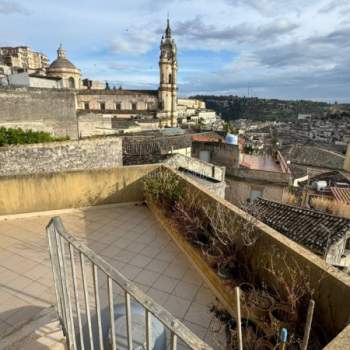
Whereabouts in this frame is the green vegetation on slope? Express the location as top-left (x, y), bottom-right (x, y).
top-left (0, 127), bottom-right (69, 146)
top-left (190, 95), bottom-right (330, 121)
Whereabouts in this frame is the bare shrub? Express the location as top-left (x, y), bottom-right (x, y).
top-left (283, 191), bottom-right (297, 205)
top-left (311, 196), bottom-right (350, 218)
top-left (263, 247), bottom-right (315, 316)
top-left (143, 167), bottom-right (184, 208)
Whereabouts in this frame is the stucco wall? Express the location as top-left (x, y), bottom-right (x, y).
top-left (0, 164), bottom-right (158, 215)
top-left (231, 167), bottom-right (291, 184)
top-left (164, 153), bottom-right (226, 198)
top-left (192, 141), bottom-right (240, 173)
top-left (225, 177), bottom-right (287, 205)
top-left (0, 137), bottom-right (122, 176)
top-left (78, 113), bottom-right (115, 137)
top-left (0, 86), bottom-right (78, 139)
top-left (164, 153), bottom-right (225, 182)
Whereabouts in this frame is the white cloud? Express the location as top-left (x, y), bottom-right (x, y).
top-left (0, 0), bottom-right (28, 14)
top-left (0, 0), bottom-right (348, 100)
top-left (109, 25), bottom-right (158, 55)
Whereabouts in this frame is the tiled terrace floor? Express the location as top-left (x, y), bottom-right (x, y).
top-left (0, 204), bottom-right (225, 348)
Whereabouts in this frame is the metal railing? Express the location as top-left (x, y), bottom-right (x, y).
top-left (47, 216), bottom-right (212, 350)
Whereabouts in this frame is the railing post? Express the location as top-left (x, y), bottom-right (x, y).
top-left (69, 243), bottom-right (85, 350)
top-left (80, 253), bottom-right (95, 350)
top-left (93, 264), bottom-right (104, 350)
top-left (52, 227), bottom-right (68, 339)
top-left (59, 236), bottom-right (77, 350)
top-left (171, 332), bottom-right (177, 350)
top-left (145, 310), bottom-right (152, 350)
top-left (108, 277), bottom-right (116, 350)
top-left (47, 225), bottom-right (64, 326)
top-left (125, 292), bottom-right (133, 350)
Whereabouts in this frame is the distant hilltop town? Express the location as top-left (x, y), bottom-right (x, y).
top-left (0, 20), bottom-right (222, 136)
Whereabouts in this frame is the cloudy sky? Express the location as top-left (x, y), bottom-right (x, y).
top-left (1, 0), bottom-right (349, 101)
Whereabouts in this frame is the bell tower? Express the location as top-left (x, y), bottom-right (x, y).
top-left (159, 19), bottom-right (177, 126)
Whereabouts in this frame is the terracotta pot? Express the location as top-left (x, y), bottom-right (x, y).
top-left (217, 262), bottom-right (233, 279)
top-left (246, 293), bottom-right (274, 327)
top-left (191, 233), bottom-right (210, 248)
top-left (254, 338), bottom-right (275, 350)
top-left (201, 246), bottom-right (222, 267)
top-left (239, 282), bottom-right (255, 296)
top-left (269, 304), bottom-right (296, 332)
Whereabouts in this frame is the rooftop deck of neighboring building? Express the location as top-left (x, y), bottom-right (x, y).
top-left (0, 204), bottom-right (224, 348)
top-left (240, 154), bottom-right (282, 172)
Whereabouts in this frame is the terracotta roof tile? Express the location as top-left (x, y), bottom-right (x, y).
top-left (250, 198), bottom-right (350, 254)
top-left (330, 187), bottom-right (350, 205)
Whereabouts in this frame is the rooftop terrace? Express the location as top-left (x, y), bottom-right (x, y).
top-left (0, 164), bottom-right (349, 349)
top-left (240, 154), bottom-right (282, 173)
top-left (0, 204), bottom-right (223, 348)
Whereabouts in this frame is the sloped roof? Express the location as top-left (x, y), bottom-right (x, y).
top-left (281, 145), bottom-right (345, 170)
top-left (250, 198), bottom-right (350, 254)
top-left (309, 170), bottom-right (350, 184)
top-left (330, 187), bottom-right (350, 205)
top-left (122, 134), bottom-right (192, 165)
top-left (192, 133), bottom-right (223, 142)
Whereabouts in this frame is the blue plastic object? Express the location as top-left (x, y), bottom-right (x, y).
top-left (225, 133), bottom-right (238, 145)
top-left (280, 328), bottom-right (288, 343)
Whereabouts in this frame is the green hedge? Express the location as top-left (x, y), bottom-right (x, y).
top-left (0, 127), bottom-right (69, 146)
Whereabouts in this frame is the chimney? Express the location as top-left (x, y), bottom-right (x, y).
top-left (344, 144), bottom-right (350, 172)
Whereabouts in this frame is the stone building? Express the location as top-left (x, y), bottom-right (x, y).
top-left (191, 136), bottom-right (292, 205)
top-left (0, 46), bottom-right (48, 74)
top-left (77, 89), bottom-right (158, 116)
top-left (3, 71), bottom-right (63, 89)
top-left (47, 44), bottom-right (81, 89)
top-left (0, 20), bottom-right (218, 136)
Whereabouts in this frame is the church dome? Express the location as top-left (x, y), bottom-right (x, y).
top-left (47, 44), bottom-right (78, 72)
top-left (49, 56), bottom-right (77, 70)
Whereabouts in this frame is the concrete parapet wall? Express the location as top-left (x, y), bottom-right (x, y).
top-left (0, 86), bottom-right (78, 139)
top-left (164, 153), bottom-right (225, 182)
top-left (192, 141), bottom-right (240, 173)
top-left (230, 167), bottom-right (291, 184)
top-left (0, 164), bottom-right (158, 215)
top-left (0, 137), bottom-right (122, 176)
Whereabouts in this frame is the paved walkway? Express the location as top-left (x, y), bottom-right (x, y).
top-left (0, 204), bottom-right (225, 348)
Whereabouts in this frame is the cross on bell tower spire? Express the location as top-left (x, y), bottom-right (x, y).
top-left (165, 15), bottom-right (172, 38)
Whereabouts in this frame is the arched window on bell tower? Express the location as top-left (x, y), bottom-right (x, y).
top-left (168, 73), bottom-right (172, 84)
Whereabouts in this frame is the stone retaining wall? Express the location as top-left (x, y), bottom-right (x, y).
top-left (0, 137), bottom-right (122, 176)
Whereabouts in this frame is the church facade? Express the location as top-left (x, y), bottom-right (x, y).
top-left (77, 20), bottom-right (178, 126)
